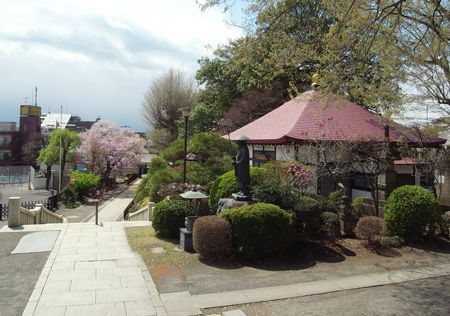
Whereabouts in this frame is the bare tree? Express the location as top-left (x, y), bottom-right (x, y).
top-left (399, 126), bottom-right (450, 199)
top-left (142, 69), bottom-right (196, 149)
top-left (348, 139), bottom-right (392, 217)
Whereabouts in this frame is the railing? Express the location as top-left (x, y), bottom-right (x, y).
top-left (7, 197), bottom-right (66, 226)
top-left (18, 207), bottom-right (37, 225)
top-left (0, 195), bottom-right (59, 221)
top-left (0, 203), bottom-right (7, 221)
top-left (126, 202), bottom-right (155, 221)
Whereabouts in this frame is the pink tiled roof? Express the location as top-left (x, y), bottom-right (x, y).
top-left (227, 90), bottom-right (446, 146)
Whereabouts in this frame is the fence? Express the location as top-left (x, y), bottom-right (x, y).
top-left (0, 166), bottom-right (30, 184)
top-left (0, 194), bottom-right (59, 221)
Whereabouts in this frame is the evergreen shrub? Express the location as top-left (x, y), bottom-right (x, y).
top-left (252, 178), bottom-right (301, 210)
top-left (193, 215), bottom-right (232, 260)
top-left (152, 200), bottom-right (193, 238)
top-left (221, 203), bottom-right (295, 259)
top-left (381, 236), bottom-right (404, 248)
top-left (384, 185), bottom-right (441, 240)
top-left (320, 211), bottom-right (341, 240)
top-left (209, 167), bottom-right (266, 211)
top-left (290, 195), bottom-right (322, 239)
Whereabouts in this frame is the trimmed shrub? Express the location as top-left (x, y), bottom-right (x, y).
top-left (381, 236), bottom-right (404, 248)
top-left (209, 167), bottom-right (266, 211)
top-left (384, 185), bottom-right (442, 240)
top-left (193, 216), bottom-right (232, 260)
top-left (355, 216), bottom-right (387, 244)
top-left (152, 200), bottom-right (194, 238)
top-left (320, 212), bottom-right (341, 241)
top-left (221, 203), bottom-right (295, 259)
top-left (252, 178), bottom-right (301, 210)
top-left (290, 195), bottom-right (322, 239)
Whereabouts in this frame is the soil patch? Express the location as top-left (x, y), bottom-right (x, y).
top-left (126, 227), bottom-right (450, 295)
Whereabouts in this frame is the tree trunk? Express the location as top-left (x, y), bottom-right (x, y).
top-left (45, 164), bottom-right (52, 191)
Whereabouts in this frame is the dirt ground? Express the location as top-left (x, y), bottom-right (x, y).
top-left (0, 232), bottom-right (49, 316)
top-left (149, 237), bottom-right (450, 295)
top-left (204, 276), bottom-right (450, 316)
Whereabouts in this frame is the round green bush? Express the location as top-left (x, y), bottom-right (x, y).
top-left (152, 200), bottom-right (194, 238)
top-left (193, 215), bottom-right (232, 260)
top-left (384, 185), bottom-right (441, 240)
top-left (209, 167), bottom-right (266, 211)
top-left (221, 203), bottom-right (295, 259)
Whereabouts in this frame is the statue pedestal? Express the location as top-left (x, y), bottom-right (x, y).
top-left (217, 198), bottom-right (253, 215)
top-left (231, 193), bottom-right (251, 201)
top-left (180, 228), bottom-right (194, 252)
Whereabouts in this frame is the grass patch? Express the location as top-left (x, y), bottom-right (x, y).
top-left (125, 226), bottom-right (197, 268)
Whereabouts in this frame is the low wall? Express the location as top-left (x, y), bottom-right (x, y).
top-left (8, 197), bottom-right (65, 227)
top-left (127, 202), bottom-right (155, 221)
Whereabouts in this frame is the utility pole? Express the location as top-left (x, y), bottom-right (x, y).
top-left (58, 105), bottom-right (63, 197)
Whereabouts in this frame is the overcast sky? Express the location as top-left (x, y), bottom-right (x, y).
top-left (0, 0), bottom-right (242, 132)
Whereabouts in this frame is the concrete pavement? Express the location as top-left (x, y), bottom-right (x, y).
top-left (0, 220), bottom-right (449, 315)
top-left (1, 221), bottom-right (165, 316)
top-left (87, 180), bottom-right (141, 223)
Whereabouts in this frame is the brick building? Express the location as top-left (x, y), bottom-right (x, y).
top-left (0, 105), bottom-right (41, 166)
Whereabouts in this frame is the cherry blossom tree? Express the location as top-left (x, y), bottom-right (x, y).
top-left (79, 121), bottom-right (146, 183)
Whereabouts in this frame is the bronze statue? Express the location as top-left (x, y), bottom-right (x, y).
top-left (232, 135), bottom-right (251, 201)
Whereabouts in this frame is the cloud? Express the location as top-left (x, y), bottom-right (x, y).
top-left (0, 0), bottom-right (242, 131)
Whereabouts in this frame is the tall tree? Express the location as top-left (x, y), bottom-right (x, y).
top-left (142, 69), bottom-right (196, 149)
top-left (37, 129), bottom-right (80, 191)
top-left (199, 0), bottom-right (449, 115)
top-left (79, 121), bottom-right (146, 184)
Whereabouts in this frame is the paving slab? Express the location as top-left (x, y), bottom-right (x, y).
top-left (160, 291), bottom-right (202, 316)
top-left (20, 221), bottom-right (163, 316)
top-left (11, 231), bottom-right (60, 254)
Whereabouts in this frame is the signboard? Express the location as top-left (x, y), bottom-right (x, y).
top-left (20, 105), bottom-right (41, 117)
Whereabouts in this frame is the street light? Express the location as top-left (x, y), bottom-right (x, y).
top-left (181, 107), bottom-right (191, 184)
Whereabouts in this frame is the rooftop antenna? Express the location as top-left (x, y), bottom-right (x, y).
top-left (22, 97), bottom-right (29, 105)
top-left (35, 86), bottom-right (38, 106)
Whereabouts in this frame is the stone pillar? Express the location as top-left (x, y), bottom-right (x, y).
top-left (148, 202), bottom-right (155, 221)
top-left (339, 195), bottom-right (353, 235)
top-left (378, 162), bottom-right (397, 202)
top-left (8, 197), bottom-right (21, 227)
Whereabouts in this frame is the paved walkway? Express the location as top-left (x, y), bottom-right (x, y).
top-left (87, 180), bottom-right (141, 223)
top-left (0, 221), bottom-right (449, 316)
top-left (1, 222), bottom-right (165, 316)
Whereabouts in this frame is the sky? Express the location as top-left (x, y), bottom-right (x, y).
top-left (0, 0), bottom-right (243, 132)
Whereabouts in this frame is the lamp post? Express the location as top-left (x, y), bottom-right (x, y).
top-left (181, 107), bottom-right (191, 184)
